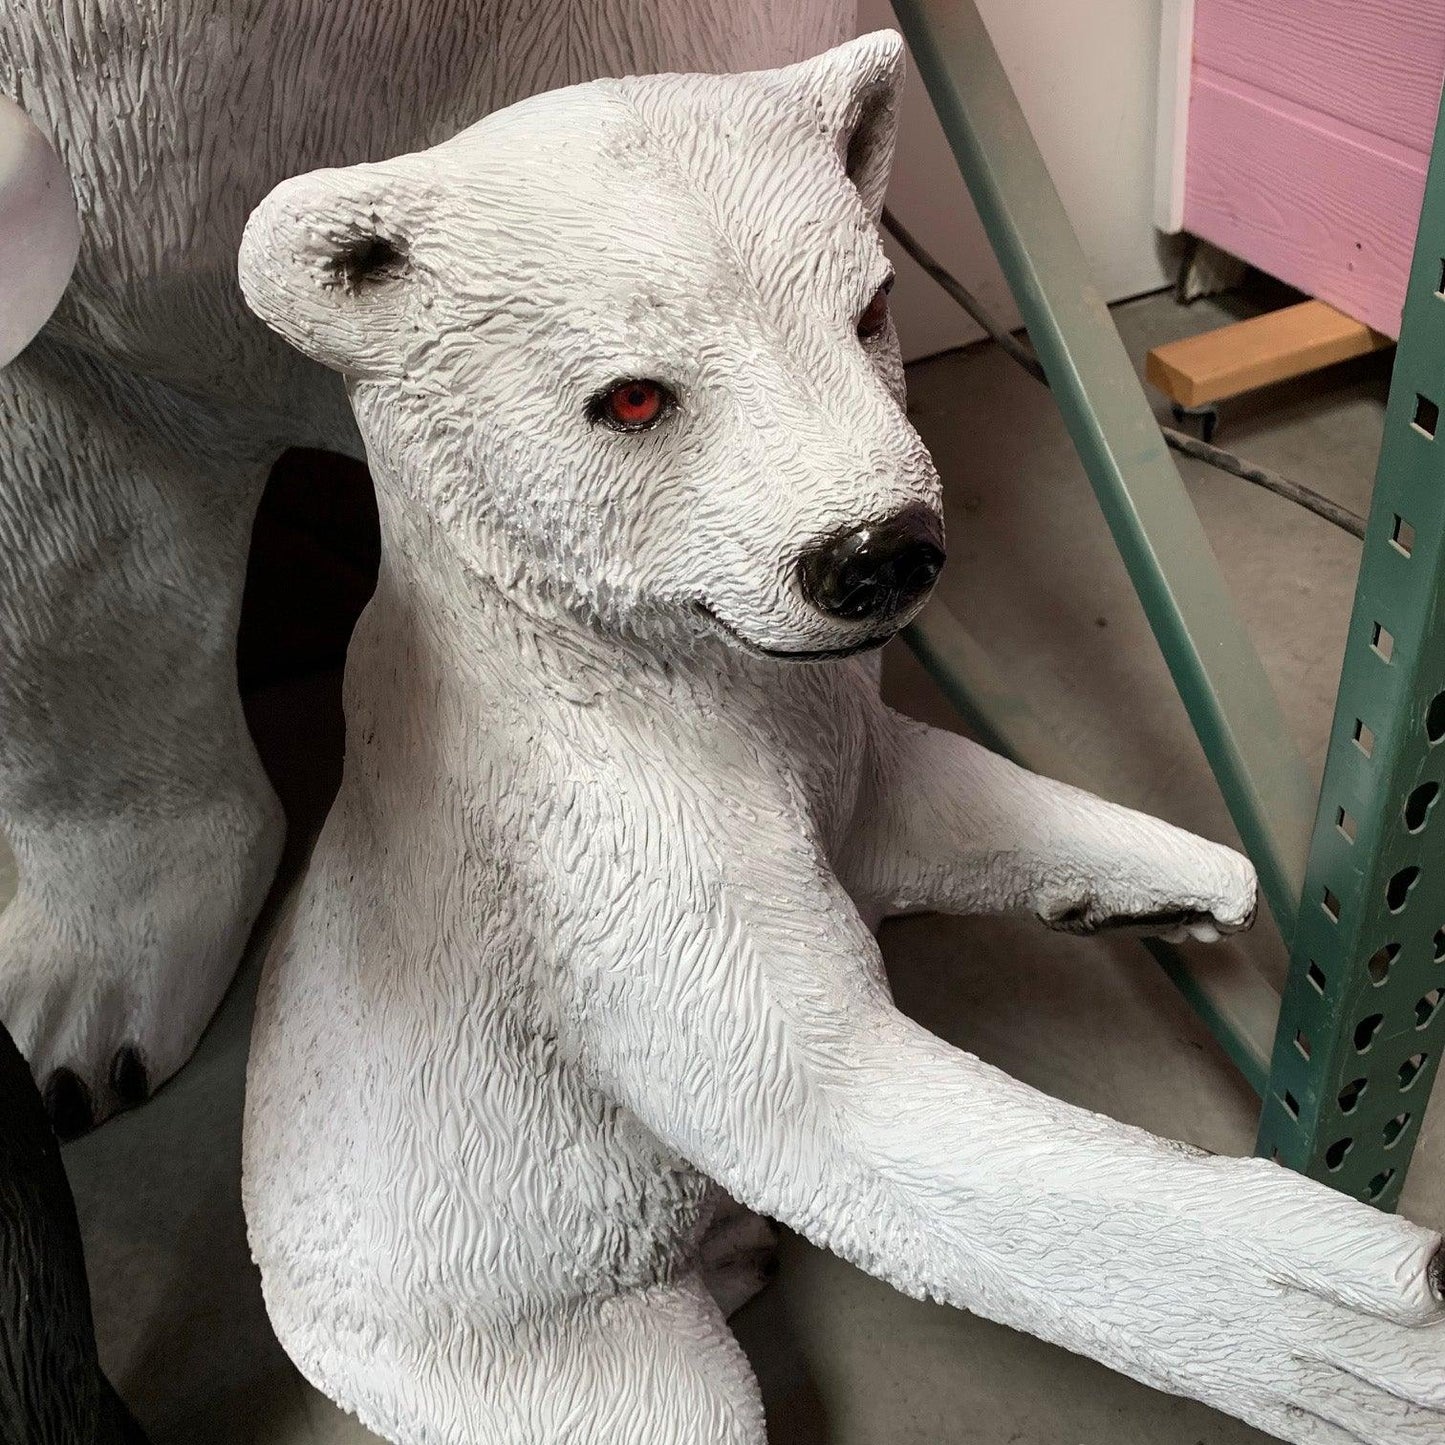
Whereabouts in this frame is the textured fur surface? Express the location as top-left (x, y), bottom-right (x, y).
top-left (0, 1), bottom-right (853, 1130)
top-left (0, 97), bottom-right (146, 1445)
top-left (239, 36), bottom-right (1445, 1445)
top-left (0, 110), bottom-right (145, 1442)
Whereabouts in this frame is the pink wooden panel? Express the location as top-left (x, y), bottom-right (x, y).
top-left (1194, 0), bottom-right (1445, 155)
top-left (1183, 74), bottom-right (1427, 337)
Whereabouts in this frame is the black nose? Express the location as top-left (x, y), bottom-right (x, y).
top-left (798, 505), bottom-right (945, 623)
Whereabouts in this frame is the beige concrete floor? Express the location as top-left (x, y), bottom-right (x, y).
top-left (14, 284), bottom-right (1440, 1442)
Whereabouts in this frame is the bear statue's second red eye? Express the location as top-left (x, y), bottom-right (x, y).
top-left (596, 379), bottom-right (671, 431)
top-left (857, 282), bottom-right (892, 340)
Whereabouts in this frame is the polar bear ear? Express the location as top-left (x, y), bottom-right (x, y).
top-left (239, 164), bottom-right (424, 379)
top-left (785, 30), bottom-right (905, 221)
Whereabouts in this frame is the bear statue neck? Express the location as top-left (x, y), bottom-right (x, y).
top-left (347, 477), bottom-right (831, 766)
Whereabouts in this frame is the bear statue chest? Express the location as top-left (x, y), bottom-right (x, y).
top-left (585, 652), bottom-right (878, 855)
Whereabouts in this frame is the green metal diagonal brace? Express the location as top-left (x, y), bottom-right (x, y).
top-left (1255, 84), bottom-right (1445, 1210)
top-left (889, 0), bottom-right (1316, 940)
top-left (888, 0), bottom-right (1314, 1094)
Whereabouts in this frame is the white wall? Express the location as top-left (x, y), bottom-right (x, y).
top-left (864, 0), bottom-right (1180, 361)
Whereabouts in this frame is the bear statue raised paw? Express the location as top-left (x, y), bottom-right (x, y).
top-left (237, 33), bottom-right (1445, 1445)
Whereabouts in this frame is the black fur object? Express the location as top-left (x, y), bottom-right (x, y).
top-left (0, 1022), bottom-right (148, 1444)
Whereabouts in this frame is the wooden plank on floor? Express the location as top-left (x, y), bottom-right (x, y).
top-left (1145, 298), bottom-right (1393, 408)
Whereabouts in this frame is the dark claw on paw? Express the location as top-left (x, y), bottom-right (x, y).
top-left (1100, 908), bottom-right (1195, 933)
top-left (44, 1067), bottom-right (94, 1141)
top-left (110, 1045), bottom-right (150, 1108)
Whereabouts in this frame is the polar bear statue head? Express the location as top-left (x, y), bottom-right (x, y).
top-left (239, 31), bottom-right (944, 662)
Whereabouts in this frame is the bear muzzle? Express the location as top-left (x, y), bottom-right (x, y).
top-left (797, 503), bottom-right (945, 625)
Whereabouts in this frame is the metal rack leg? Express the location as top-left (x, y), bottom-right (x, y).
top-left (1256, 90), bottom-right (1445, 1210)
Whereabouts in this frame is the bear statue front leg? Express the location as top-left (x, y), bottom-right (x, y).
top-left (555, 760), bottom-right (1444, 1445)
top-left (0, 338), bottom-right (285, 1133)
top-left (841, 709), bottom-right (1258, 940)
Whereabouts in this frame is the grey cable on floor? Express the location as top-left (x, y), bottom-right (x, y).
top-left (1155, 427), bottom-right (1365, 539)
top-left (881, 207), bottom-right (1368, 542)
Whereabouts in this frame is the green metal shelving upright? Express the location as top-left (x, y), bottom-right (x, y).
top-left (891, 0), bottom-right (1445, 1207)
top-left (1257, 136), bottom-right (1445, 1207)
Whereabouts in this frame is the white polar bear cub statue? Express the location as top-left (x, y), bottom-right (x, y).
top-left (238, 33), bottom-right (1445, 1445)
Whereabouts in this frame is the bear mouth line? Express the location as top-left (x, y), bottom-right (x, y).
top-left (693, 603), bottom-right (898, 662)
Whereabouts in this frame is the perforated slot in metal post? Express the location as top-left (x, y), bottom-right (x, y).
top-left (1387, 866), bottom-right (1421, 912)
top-left (1417, 988), bottom-right (1442, 1027)
top-left (1400, 1053), bottom-right (1429, 1090)
top-left (1414, 394), bottom-right (1440, 438)
top-left (1393, 515), bottom-right (1416, 556)
top-left (1308, 961), bottom-right (1327, 993)
top-left (1372, 623), bottom-right (1396, 662)
top-left (1367, 943), bottom-right (1400, 984)
top-left (1337, 806), bottom-right (1359, 841)
top-left (1405, 780), bottom-right (1440, 831)
top-left (1323, 887), bottom-right (1342, 921)
top-left (1354, 720), bottom-right (1376, 755)
top-left (1430, 694), bottom-right (1445, 744)
top-left (1355, 1013), bottom-right (1385, 1051)
top-left (1325, 1137), bottom-right (1354, 1171)
top-left (1338, 1078), bottom-right (1368, 1112)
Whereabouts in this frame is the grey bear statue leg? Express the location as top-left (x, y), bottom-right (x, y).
top-left (0, 338), bottom-right (285, 1134)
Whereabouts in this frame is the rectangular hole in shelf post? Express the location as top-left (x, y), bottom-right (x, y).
top-left (1337, 806), bottom-right (1358, 841)
top-left (1414, 394), bottom-right (1440, 438)
top-left (1283, 1091), bottom-right (1301, 1120)
top-left (1323, 887), bottom-right (1342, 921)
top-left (1393, 515), bottom-right (1416, 557)
top-left (1372, 624), bottom-right (1395, 663)
top-left (1438, 258), bottom-right (1445, 297)
top-left (1294, 1029), bottom-right (1312, 1060)
top-left (1308, 961), bottom-right (1327, 993)
top-left (1354, 719), bottom-right (1376, 756)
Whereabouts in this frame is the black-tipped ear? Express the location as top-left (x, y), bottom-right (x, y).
top-left (238, 162), bottom-right (425, 378)
top-left (787, 30), bottom-right (905, 220)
